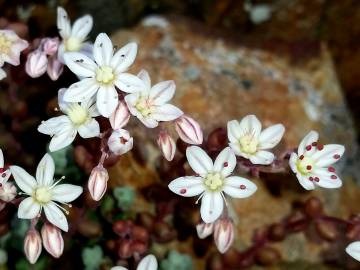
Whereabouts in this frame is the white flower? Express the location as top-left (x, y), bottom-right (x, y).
top-left (0, 149), bottom-right (11, 184)
top-left (38, 88), bottom-right (100, 152)
top-left (125, 70), bottom-right (183, 128)
top-left (289, 130), bottom-right (345, 190)
top-left (63, 33), bottom-right (139, 117)
top-left (227, 115), bottom-right (285, 165)
top-left (57, 7), bottom-right (93, 62)
top-left (0, 29), bottom-right (28, 67)
top-left (346, 241), bottom-right (360, 261)
top-left (168, 146), bottom-right (257, 223)
top-left (10, 153), bottom-right (83, 231)
top-left (111, 254), bottom-right (158, 270)
top-left (107, 129), bottom-right (133, 155)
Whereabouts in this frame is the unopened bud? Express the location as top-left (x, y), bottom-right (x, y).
top-left (175, 115), bottom-right (203, 145)
top-left (108, 129), bottom-right (133, 155)
top-left (0, 182), bottom-right (16, 202)
top-left (157, 131), bottom-right (176, 161)
top-left (213, 218), bottom-right (234, 254)
top-left (42, 37), bottom-right (59, 56)
top-left (137, 254), bottom-right (158, 270)
top-left (24, 229), bottom-right (42, 264)
top-left (25, 51), bottom-right (48, 78)
top-left (88, 166), bottom-right (109, 201)
top-left (47, 56), bottom-right (63, 81)
top-left (41, 223), bottom-right (64, 258)
top-left (196, 222), bottom-right (214, 239)
top-left (110, 101), bottom-right (130, 130)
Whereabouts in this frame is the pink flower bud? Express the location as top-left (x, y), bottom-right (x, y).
top-left (47, 56), bottom-right (63, 81)
top-left (88, 166), bottom-right (109, 201)
top-left (110, 101), bottom-right (130, 130)
top-left (0, 182), bottom-right (17, 202)
top-left (213, 218), bottom-right (235, 254)
top-left (41, 223), bottom-right (64, 258)
top-left (107, 129), bottom-right (133, 156)
top-left (42, 37), bottom-right (59, 56)
top-left (196, 222), bottom-right (214, 239)
top-left (175, 115), bottom-right (203, 145)
top-left (24, 229), bottom-right (42, 264)
top-left (25, 51), bottom-right (48, 78)
top-left (157, 131), bottom-right (176, 161)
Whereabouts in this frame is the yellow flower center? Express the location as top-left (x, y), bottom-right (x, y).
top-left (64, 37), bottom-right (82, 52)
top-left (96, 66), bottom-right (115, 84)
top-left (239, 134), bottom-right (258, 154)
top-left (204, 173), bottom-right (224, 191)
top-left (135, 97), bottom-right (154, 117)
top-left (0, 33), bottom-right (12, 54)
top-left (67, 104), bottom-right (88, 126)
top-left (33, 187), bottom-right (52, 204)
top-left (296, 156), bottom-right (315, 175)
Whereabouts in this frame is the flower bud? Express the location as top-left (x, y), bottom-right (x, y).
top-left (213, 218), bottom-right (234, 254)
top-left (157, 131), bottom-right (176, 161)
top-left (41, 223), bottom-right (64, 258)
top-left (88, 166), bottom-right (109, 201)
top-left (24, 229), bottom-right (42, 264)
top-left (137, 254), bottom-right (158, 270)
top-left (47, 56), bottom-right (63, 81)
top-left (42, 38), bottom-right (59, 56)
top-left (0, 182), bottom-right (17, 202)
top-left (25, 51), bottom-right (48, 78)
top-left (175, 115), bottom-right (203, 145)
top-left (110, 101), bottom-right (130, 130)
top-left (108, 129), bottom-right (133, 155)
top-left (196, 222), bottom-right (214, 239)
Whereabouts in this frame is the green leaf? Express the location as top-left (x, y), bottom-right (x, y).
top-left (113, 187), bottom-right (135, 210)
top-left (160, 250), bottom-right (193, 270)
top-left (82, 245), bottom-right (104, 270)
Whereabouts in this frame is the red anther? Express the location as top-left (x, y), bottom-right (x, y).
top-left (223, 162), bottom-right (228, 167)
top-left (299, 155), bottom-right (304, 160)
top-left (317, 144), bottom-right (324, 150)
top-left (328, 167), bottom-right (335, 172)
top-left (1, 173), bottom-right (5, 178)
top-left (333, 154), bottom-right (340, 159)
top-left (309, 177), bottom-right (314, 181)
top-left (0, 168), bottom-right (4, 173)
top-left (306, 165), bottom-right (312, 170)
top-left (312, 142), bottom-right (317, 146)
top-left (331, 175), bottom-right (337, 180)
top-left (240, 185), bottom-right (246, 190)
top-left (306, 145), bottom-right (312, 151)
top-left (314, 177), bottom-right (320, 182)
top-left (180, 189), bottom-right (187, 194)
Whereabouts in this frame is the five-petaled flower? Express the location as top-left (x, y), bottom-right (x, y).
top-left (63, 33), bottom-right (139, 117)
top-left (38, 88), bottom-right (100, 152)
top-left (57, 6), bottom-right (93, 62)
top-left (289, 130), bottom-right (345, 190)
top-left (168, 146), bottom-right (257, 223)
top-left (125, 69), bottom-right (183, 128)
top-left (227, 114), bottom-right (285, 165)
top-left (10, 153), bottom-right (83, 231)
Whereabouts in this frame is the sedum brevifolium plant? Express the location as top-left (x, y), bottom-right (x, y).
top-left (0, 5), bottom-right (356, 269)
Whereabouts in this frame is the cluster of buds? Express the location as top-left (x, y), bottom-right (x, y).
top-left (24, 223), bottom-right (64, 264)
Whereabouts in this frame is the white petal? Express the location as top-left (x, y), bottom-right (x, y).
top-left (0, 67), bottom-right (6, 80)
top-left (298, 130), bottom-right (319, 156)
top-left (249, 150), bottom-right (274, 165)
top-left (223, 176), bottom-right (257, 198)
top-left (149, 80), bottom-right (175, 105)
top-left (10, 166), bottom-right (37, 194)
top-left (228, 142), bottom-right (248, 158)
top-left (346, 241), bottom-right (360, 261)
top-left (227, 120), bottom-right (242, 143)
top-left (137, 254), bottom-right (158, 270)
top-left (38, 116), bottom-right (72, 135)
top-left (51, 184), bottom-right (83, 203)
top-left (312, 168), bottom-right (342, 189)
top-left (137, 69), bottom-right (151, 90)
top-left (151, 104), bottom-right (183, 122)
top-left (18, 197), bottom-right (41, 219)
top-left (111, 267), bottom-right (127, 270)
top-left (58, 88), bottom-right (72, 113)
top-left (0, 149), bottom-right (4, 168)
top-left (44, 202), bottom-right (69, 232)
top-left (0, 169), bottom-right (11, 183)
top-left (258, 124), bottom-right (285, 150)
top-left (139, 116), bottom-right (159, 128)
top-left (57, 7), bottom-right (71, 39)
top-left (238, 115), bottom-right (261, 138)
top-left (49, 127), bottom-right (77, 152)
top-left (79, 42), bottom-right (94, 59)
top-left (64, 52), bottom-right (97, 77)
top-left (115, 73), bottom-right (146, 93)
top-left (36, 154), bottom-right (54, 186)
top-left (96, 86), bottom-right (119, 117)
top-left (289, 152), bottom-right (298, 173)
top-left (213, 147), bottom-right (236, 177)
top-left (78, 119), bottom-right (100, 138)
top-left (168, 176), bottom-right (205, 197)
top-left (93, 33), bottom-right (113, 66)
top-left (200, 192), bottom-right (224, 223)
top-left (111, 42), bottom-right (137, 73)
top-left (64, 78), bottom-right (99, 102)
top-left (296, 173), bottom-right (315, 190)
top-left (312, 144), bottom-right (345, 167)
top-left (186, 146), bottom-right (213, 176)
top-left (71, 15), bottom-right (93, 40)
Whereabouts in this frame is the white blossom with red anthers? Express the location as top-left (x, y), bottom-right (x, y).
top-left (289, 130), bottom-right (345, 190)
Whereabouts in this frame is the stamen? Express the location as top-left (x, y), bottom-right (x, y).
top-left (223, 162), bottom-right (228, 167)
top-left (50, 176), bottom-right (66, 189)
top-left (309, 176), bottom-right (314, 181)
top-left (314, 177), bottom-right (320, 182)
top-left (311, 142), bottom-right (317, 146)
top-left (53, 201), bottom-right (70, 215)
top-left (299, 155), bottom-right (304, 160)
top-left (328, 167), bottom-right (336, 172)
top-left (220, 192), bottom-right (228, 206)
top-left (333, 154), bottom-right (340, 159)
top-left (331, 175), bottom-right (337, 180)
top-left (240, 184), bottom-right (246, 189)
top-left (306, 165), bottom-right (312, 170)
top-left (195, 193), bottom-right (205, 204)
top-left (317, 144), bottom-right (324, 150)
top-left (305, 145), bottom-right (312, 151)
top-left (180, 188), bottom-right (186, 194)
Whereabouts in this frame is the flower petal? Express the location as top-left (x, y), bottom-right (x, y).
top-left (249, 150), bottom-right (274, 165)
top-left (346, 241), bottom-right (360, 262)
top-left (289, 152), bottom-right (298, 173)
top-left (296, 173), bottom-right (315, 190)
top-left (96, 86), bottom-right (119, 117)
top-left (10, 166), bottom-right (37, 194)
top-left (93, 33), bottom-right (113, 66)
top-left (298, 130), bottom-right (319, 156)
top-left (18, 197), bottom-right (41, 219)
top-left (0, 149), bottom-right (4, 168)
top-left (115, 73), bottom-right (146, 93)
top-left (137, 254), bottom-right (158, 270)
top-left (0, 169), bottom-right (11, 183)
top-left (137, 69), bottom-right (151, 90)
top-left (78, 119), bottom-right (100, 138)
top-left (223, 176), bottom-right (257, 198)
top-left (151, 104), bottom-right (183, 122)
top-left (227, 120), bottom-right (242, 143)
top-left (312, 144), bottom-right (345, 167)
top-left (168, 176), bottom-right (205, 197)
top-left (186, 146), bottom-right (213, 176)
top-left (149, 80), bottom-right (175, 105)
top-left (111, 267), bottom-right (127, 270)
top-left (200, 192), bottom-right (224, 223)
top-left (64, 52), bottom-right (97, 77)
top-left (213, 147), bottom-right (236, 177)
top-left (58, 88), bottom-right (71, 113)
top-left (111, 42), bottom-right (137, 74)
top-left (258, 124), bottom-right (285, 150)
top-left (0, 67), bottom-right (6, 80)
top-left (238, 115), bottom-right (262, 138)
top-left (49, 127), bottom-right (77, 152)
top-left (38, 116), bottom-right (72, 135)
top-left (57, 7), bottom-right (71, 39)
top-left (36, 154), bottom-right (55, 187)
top-left (44, 202), bottom-right (69, 232)
top-left (51, 184), bottom-right (83, 203)
top-left (71, 15), bottom-right (93, 40)
top-left (63, 78), bottom-right (99, 102)
top-left (312, 168), bottom-right (342, 189)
